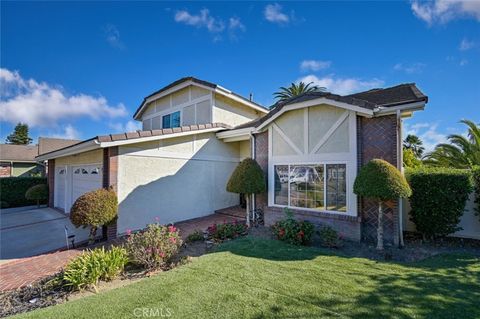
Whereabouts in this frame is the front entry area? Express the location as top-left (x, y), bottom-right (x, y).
top-left (54, 164), bottom-right (102, 213)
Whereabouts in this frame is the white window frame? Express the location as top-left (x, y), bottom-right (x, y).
top-left (161, 111), bottom-right (181, 129)
top-left (267, 109), bottom-right (358, 217)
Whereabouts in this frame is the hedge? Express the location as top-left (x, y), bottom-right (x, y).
top-left (473, 166), bottom-right (480, 222)
top-left (406, 167), bottom-right (473, 239)
top-left (0, 177), bottom-right (48, 208)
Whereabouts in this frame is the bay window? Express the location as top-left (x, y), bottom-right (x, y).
top-left (274, 163), bottom-right (347, 213)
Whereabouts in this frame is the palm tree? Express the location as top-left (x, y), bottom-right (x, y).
top-left (274, 82), bottom-right (326, 102)
top-left (424, 120), bottom-right (480, 169)
top-left (403, 134), bottom-right (425, 158)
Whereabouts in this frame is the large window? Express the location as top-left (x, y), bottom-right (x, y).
top-left (162, 111), bottom-right (181, 129)
top-left (274, 163), bottom-right (347, 213)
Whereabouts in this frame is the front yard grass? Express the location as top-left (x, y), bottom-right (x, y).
top-left (15, 237), bottom-right (480, 319)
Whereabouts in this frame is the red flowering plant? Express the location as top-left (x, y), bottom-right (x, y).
top-left (207, 219), bottom-right (248, 241)
top-left (271, 208), bottom-right (315, 245)
top-left (124, 219), bottom-right (182, 269)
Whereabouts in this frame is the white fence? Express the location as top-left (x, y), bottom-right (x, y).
top-left (402, 194), bottom-right (480, 240)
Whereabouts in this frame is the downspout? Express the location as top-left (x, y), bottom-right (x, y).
top-left (250, 133), bottom-right (256, 218)
top-left (397, 110), bottom-right (405, 247)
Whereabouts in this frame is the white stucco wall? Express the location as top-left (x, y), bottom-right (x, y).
top-left (116, 133), bottom-right (241, 234)
top-left (402, 194), bottom-right (480, 240)
top-left (213, 94), bottom-right (260, 127)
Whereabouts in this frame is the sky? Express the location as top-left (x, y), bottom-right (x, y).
top-left (1, 1), bottom-right (479, 152)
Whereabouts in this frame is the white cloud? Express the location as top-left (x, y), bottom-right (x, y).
top-left (403, 122), bottom-right (449, 153)
top-left (298, 74), bottom-right (384, 95)
top-left (459, 37), bottom-right (475, 50)
top-left (103, 24), bottom-right (125, 49)
top-left (0, 68), bottom-right (128, 128)
top-left (174, 9), bottom-right (225, 33)
top-left (109, 120), bottom-right (142, 133)
top-left (393, 62), bottom-right (426, 74)
top-left (460, 58), bottom-right (469, 66)
top-left (300, 60), bottom-right (331, 72)
top-left (229, 17), bottom-right (246, 32)
top-left (50, 124), bottom-right (81, 140)
top-left (411, 0), bottom-right (480, 25)
top-left (264, 3), bottom-right (289, 24)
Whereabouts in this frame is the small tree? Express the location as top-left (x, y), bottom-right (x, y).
top-left (25, 184), bottom-right (48, 208)
top-left (226, 158), bottom-right (266, 226)
top-left (354, 159), bottom-right (411, 250)
top-left (70, 188), bottom-right (118, 244)
top-left (6, 123), bottom-right (33, 145)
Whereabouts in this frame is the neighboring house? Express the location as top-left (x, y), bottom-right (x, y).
top-left (0, 138), bottom-right (79, 178)
top-left (37, 77), bottom-right (428, 245)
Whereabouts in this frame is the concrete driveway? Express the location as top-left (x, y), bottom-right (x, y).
top-left (0, 207), bottom-right (91, 261)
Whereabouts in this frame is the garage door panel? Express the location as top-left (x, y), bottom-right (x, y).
top-left (54, 167), bottom-right (66, 210)
top-left (69, 164), bottom-right (102, 212)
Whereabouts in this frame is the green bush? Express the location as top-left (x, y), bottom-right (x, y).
top-left (207, 221), bottom-right (248, 241)
top-left (62, 246), bottom-right (128, 291)
top-left (271, 208), bottom-right (315, 246)
top-left (226, 158), bottom-right (266, 194)
top-left (186, 230), bottom-right (204, 243)
top-left (25, 184), bottom-right (48, 207)
top-left (70, 188), bottom-right (118, 243)
top-left (318, 226), bottom-right (342, 248)
top-left (0, 177), bottom-right (47, 208)
top-left (124, 223), bottom-right (183, 270)
top-left (407, 167), bottom-right (473, 238)
top-left (471, 166), bottom-right (480, 222)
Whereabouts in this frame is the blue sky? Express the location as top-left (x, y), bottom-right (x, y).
top-left (1, 1), bottom-right (479, 151)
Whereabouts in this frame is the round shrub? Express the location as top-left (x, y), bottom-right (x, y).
top-left (25, 184), bottom-right (48, 207)
top-left (227, 158), bottom-right (266, 194)
top-left (354, 159), bottom-right (412, 200)
top-left (70, 188), bottom-right (118, 243)
top-left (473, 166), bottom-right (480, 222)
top-left (407, 167), bottom-right (473, 239)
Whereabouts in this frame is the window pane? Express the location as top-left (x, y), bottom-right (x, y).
top-left (162, 114), bottom-right (171, 128)
top-left (171, 111), bottom-right (181, 128)
top-left (289, 165), bottom-right (324, 209)
top-left (326, 164), bottom-right (347, 212)
top-left (274, 165), bottom-right (288, 205)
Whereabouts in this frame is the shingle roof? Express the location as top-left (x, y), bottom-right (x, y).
top-left (133, 77), bottom-right (267, 119)
top-left (233, 83), bottom-right (428, 130)
top-left (38, 137), bottom-right (80, 155)
top-left (0, 144), bottom-right (39, 162)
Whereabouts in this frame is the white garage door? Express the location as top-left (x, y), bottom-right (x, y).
top-left (54, 166), bottom-right (67, 210)
top-left (69, 164), bottom-right (102, 212)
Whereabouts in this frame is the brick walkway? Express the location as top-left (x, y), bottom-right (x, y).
top-left (0, 213), bottom-right (242, 292)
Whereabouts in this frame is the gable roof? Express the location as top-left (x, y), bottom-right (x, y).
top-left (133, 77), bottom-right (269, 120)
top-left (232, 83), bottom-right (428, 130)
top-left (0, 144), bottom-right (39, 162)
top-left (38, 137), bottom-right (80, 155)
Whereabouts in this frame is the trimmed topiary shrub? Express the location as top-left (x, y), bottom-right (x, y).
top-left (354, 159), bottom-right (411, 250)
top-left (25, 184), bottom-right (48, 208)
top-left (0, 177), bottom-right (47, 208)
top-left (473, 166), bottom-right (480, 222)
top-left (407, 167), bottom-right (474, 239)
top-left (70, 188), bottom-right (118, 244)
top-left (226, 158), bottom-right (266, 226)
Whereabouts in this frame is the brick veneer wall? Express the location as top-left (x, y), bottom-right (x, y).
top-left (0, 163), bottom-right (12, 178)
top-left (357, 115), bottom-right (399, 245)
top-left (102, 147), bottom-right (119, 240)
top-left (48, 159), bottom-right (55, 208)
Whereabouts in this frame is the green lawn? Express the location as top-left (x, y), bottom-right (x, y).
top-left (16, 237), bottom-right (480, 319)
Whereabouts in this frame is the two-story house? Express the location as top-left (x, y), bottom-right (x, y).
top-left (37, 77), bottom-right (428, 245)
